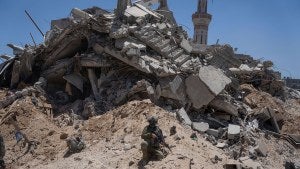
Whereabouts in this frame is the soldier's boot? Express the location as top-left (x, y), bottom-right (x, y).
top-left (141, 141), bottom-right (149, 160)
top-left (153, 149), bottom-right (164, 161)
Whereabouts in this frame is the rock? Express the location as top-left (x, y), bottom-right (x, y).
top-left (228, 124), bottom-right (240, 140)
top-left (254, 141), bottom-right (268, 157)
top-left (180, 39), bottom-right (193, 53)
top-left (223, 163), bottom-right (243, 169)
top-left (192, 122), bottom-right (209, 133)
top-left (206, 128), bottom-right (220, 138)
top-left (173, 134), bottom-right (181, 141)
top-left (190, 133), bottom-right (197, 140)
top-left (48, 130), bottom-right (55, 136)
top-left (209, 98), bottom-right (238, 116)
top-left (129, 161), bottom-right (134, 166)
top-left (185, 66), bottom-right (231, 109)
top-left (60, 133), bottom-right (68, 140)
top-left (170, 126), bottom-right (176, 136)
top-left (74, 157), bottom-right (82, 161)
top-left (216, 142), bottom-right (226, 149)
top-left (238, 156), bottom-right (250, 163)
top-left (124, 144), bottom-right (132, 151)
top-left (176, 108), bottom-right (192, 126)
top-left (210, 155), bottom-right (222, 164)
top-left (241, 158), bottom-right (263, 169)
top-left (159, 75), bottom-right (187, 103)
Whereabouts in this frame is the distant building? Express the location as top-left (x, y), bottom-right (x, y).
top-left (191, 0), bottom-right (212, 53)
top-left (284, 77), bottom-right (300, 91)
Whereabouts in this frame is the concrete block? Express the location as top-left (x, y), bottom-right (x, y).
top-left (126, 48), bottom-right (141, 57)
top-left (216, 142), bottom-right (226, 148)
top-left (176, 108), bottom-right (192, 126)
top-left (254, 141), bottom-right (268, 157)
top-left (228, 124), bottom-right (240, 140)
top-left (180, 39), bottom-right (193, 53)
top-left (199, 66), bottom-right (232, 95)
top-left (185, 66), bottom-right (231, 109)
top-left (192, 122), bottom-right (209, 133)
top-left (206, 129), bottom-right (219, 138)
top-left (209, 98), bottom-right (238, 116)
top-left (159, 75), bottom-right (187, 103)
top-left (241, 158), bottom-right (263, 169)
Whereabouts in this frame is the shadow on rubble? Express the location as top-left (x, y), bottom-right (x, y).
top-left (12, 141), bottom-right (37, 161)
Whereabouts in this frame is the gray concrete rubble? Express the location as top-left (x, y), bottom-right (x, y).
top-left (186, 66), bottom-right (231, 109)
top-left (192, 122), bottom-right (209, 133)
top-left (0, 2), bottom-right (297, 168)
top-left (176, 108), bottom-right (192, 126)
top-left (254, 141), bottom-right (268, 157)
top-left (228, 124), bottom-right (240, 140)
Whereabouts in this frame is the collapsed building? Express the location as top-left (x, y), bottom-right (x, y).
top-left (0, 0), bottom-right (286, 112)
top-left (0, 0), bottom-right (299, 168)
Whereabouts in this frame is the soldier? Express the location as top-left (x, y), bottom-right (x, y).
top-left (0, 134), bottom-right (5, 169)
top-left (141, 116), bottom-right (167, 161)
top-left (66, 134), bottom-right (85, 154)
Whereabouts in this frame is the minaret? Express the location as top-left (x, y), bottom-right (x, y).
top-left (158, 0), bottom-right (169, 10)
top-left (192, 0), bottom-right (212, 46)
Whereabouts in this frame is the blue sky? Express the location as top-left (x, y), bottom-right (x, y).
top-left (0, 0), bottom-right (299, 78)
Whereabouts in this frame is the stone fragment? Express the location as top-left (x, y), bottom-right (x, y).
top-left (185, 66), bottom-right (231, 109)
top-left (228, 124), bottom-right (240, 140)
top-left (206, 129), bottom-right (219, 138)
top-left (180, 39), bottom-right (193, 53)
top-left (60, 133), bottom-right (69, 140)
top-left (254, 141), bottom-right (268, 157)
top-left (176, 108), bottom-right (191, 126)
top-left (241, 158), bottom-right (263, 169)
top-left (159, 75), bottom-right (187, 103)
top-left (216, 142), bottom-right (226, 148)
top-left (192, 122), bottom-right (209, 133)
top-left (223, 164), bottom-right (243, 169)
top-left (209, 98), bottom-right (238, 116)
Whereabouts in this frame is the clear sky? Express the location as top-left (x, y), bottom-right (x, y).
top-left (0, 0), bottom-right (299, 78)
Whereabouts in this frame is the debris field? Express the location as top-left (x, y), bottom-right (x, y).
top-left (0, 0), bottom-right (300, 169)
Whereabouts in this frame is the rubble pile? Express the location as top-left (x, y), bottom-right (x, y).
top-left (0, 1), bottom-right (299, 168)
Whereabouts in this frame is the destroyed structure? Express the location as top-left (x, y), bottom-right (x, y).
top-left (284, 77), bottom-right (300, 91)
top-left (0, 0), bottom-right (300, 168)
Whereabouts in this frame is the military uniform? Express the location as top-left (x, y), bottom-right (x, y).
top-left (66, 135), bottom-right (85, 154)
top-left (0, 135), bottom-right (5, 168)
top-left (141, 116), bottom-right (165, 161)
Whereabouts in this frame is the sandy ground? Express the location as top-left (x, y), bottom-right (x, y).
top-left (0, 96), bottom-right (299, 169)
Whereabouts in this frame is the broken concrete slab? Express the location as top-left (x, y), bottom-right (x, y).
top-left (241, 158), bottom-right (263, 169)
top-left (0, 55), bottom-right (12, 61)
top-left (63, 73), bottom-right (85, 93)
top-left (254, 141), bottom-right (268, 157)
top-left (159, 75), bottom-right (187, 103)
top-left (185, 66), bottom-right (231, 109)
top-left (216, 142), bottom-right (227, 149)
top-left (71, 8), bottom-right (94, 21)
top-left (228, 124), bottom-right (240, 140)
top-left (192, 122), bottom-right (209, 133)
top-left (206, 128), bottom-right (219, 138)
top-left (7, 44), bottom-right (24, 56)
top-left (176, 108), bottom-right (191, 126)
top-left (209, 98), bottom-right (238, 116)
top-left (180, 39), bottom-right (193, 53)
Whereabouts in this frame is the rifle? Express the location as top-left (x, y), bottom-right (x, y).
top-left (153, 129), bottom-right (172, 152)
